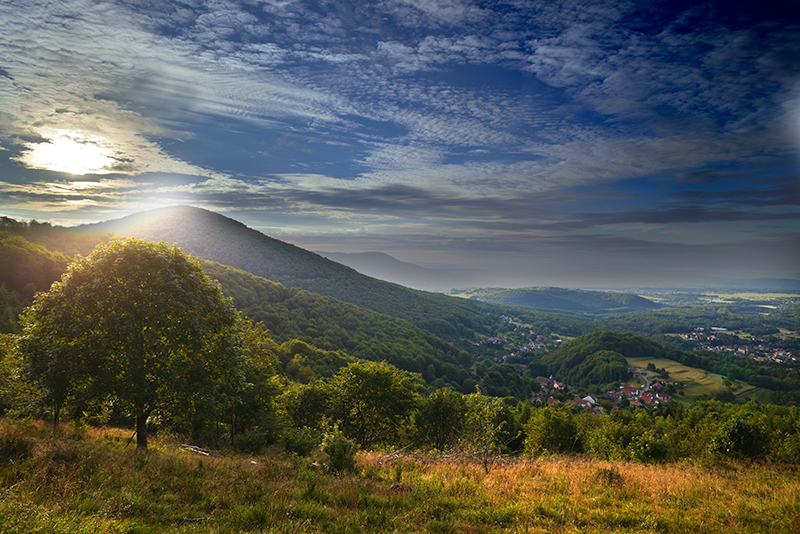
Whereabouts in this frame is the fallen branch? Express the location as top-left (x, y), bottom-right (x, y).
top-left (179, 444), bottom-right (211, 456)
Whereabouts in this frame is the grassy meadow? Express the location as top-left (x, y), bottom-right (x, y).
top-left (2, 418), bottom-right (799, 534)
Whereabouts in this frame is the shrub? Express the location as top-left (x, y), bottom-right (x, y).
top-left (709, 414), bottom-right (765, 459)
top-left (525, 406), bottom-right (580, 455)
top-left (281, 426), bottom-right (321, 457)
top-left (321, 427), bottom-right (358, 475)
top-left (629, 434), bottom-right (668, 462)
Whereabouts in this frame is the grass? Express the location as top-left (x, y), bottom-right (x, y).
top-left (2, 418), bottom-right (800, 533)
top-left (625, 356), bottom-right (762, 402)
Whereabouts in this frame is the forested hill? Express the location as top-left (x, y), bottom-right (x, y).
top-left (83, 206), bottom-right (502, 341)
top-left (541, 331), bottom-right (684, 387)
top-left (450, 287), bottom-right (662, 313)
top-left (200, 260), bottom-right (473, 391)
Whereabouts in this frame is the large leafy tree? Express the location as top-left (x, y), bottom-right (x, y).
top-left (326, 361), bottom-right (419, 448)
top-left (416, 387), bottom-right (467, 451)
top-left (18, 238), bottom-right (244, 448)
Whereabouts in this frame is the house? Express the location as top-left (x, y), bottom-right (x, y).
top-left (535, 376), bottom-right (554, 389)
top-left (640, 392), bottom-right (656, 406)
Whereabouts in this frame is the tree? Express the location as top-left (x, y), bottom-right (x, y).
top-left (18, 238), bottom-right (244, 448)
top-left (416, 387), bottom-right (467, 451)
top-left (326, 361), bottom-right (419, 448)
top-left (460, 388), bottom-right (509, 472)
top-left (525, 405), bottom-right (580, 455)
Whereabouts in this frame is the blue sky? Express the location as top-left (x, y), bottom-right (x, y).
top-left (0, 0), bottom-right (798, 287)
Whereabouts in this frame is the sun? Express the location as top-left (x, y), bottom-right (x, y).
top-left (17, 130), bottom-right (116, 175)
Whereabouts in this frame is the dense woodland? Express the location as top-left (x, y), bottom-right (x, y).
top-left (1, 209), bottom-right (799, 467)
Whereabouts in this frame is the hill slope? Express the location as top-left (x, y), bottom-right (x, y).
top-left (200, 260), bottom-right (473, 390)
top-left (84, 206), bottom-right (502, 341)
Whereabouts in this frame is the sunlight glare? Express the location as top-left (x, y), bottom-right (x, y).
top-left (19, 131), bottom-right (116, 175)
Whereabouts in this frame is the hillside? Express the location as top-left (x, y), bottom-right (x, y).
top-left (83, 206), bottom-right (503, 341)
top-left (0, 232), bottom-right (72, 333)
top-left (451, 287), bottom-right (662, 313)
top-left (200, 260), bottom-right (473, 390)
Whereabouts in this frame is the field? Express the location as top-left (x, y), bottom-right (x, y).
top-left (2, 419), bottom-right (800, 533)
top-left (625, 356), bottom-right (762, 402)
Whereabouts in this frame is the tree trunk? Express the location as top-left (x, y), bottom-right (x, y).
top-left (136, 409), bottom-right (149, 449)
top-left (230, 407), bottom-right (236, 448)
top-left (53, 404), bottom-right (60, 430)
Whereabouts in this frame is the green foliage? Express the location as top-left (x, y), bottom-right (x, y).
top-left (326, 361), bottom-right (420, 448)
top-left (278, 383), bottom-right (329, 435)
top-left (709, 414), bottom-right (766, 458)
top-left (416, 387), bottom-right (467, 451)
top-left (281, 426), bottom-right (321, 457)
top-left (17, 238), bottom-right (245, 448)
top-left (200, 260), bottom-right (473, 389)
top-left (628, 433), bottom-right (669, 462)
top-left (0, 232), bottom-right (71, 333)
top-left (321, 426), bottom-right (358, 474)
top-left (91, 206), bottom-right (501, 343)
top-left (541, 331), bottom-right (663, 385)
top-left (460, 389), bottom-right (509, 472)
top-left (0, 216), bottom-right (112, 257)
top-left (525, 405), bottom-right (581, 455)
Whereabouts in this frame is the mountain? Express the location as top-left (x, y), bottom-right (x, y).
top-left (82, 206), bottom-right (502, 341)
top-left (449, 287), bottom-right (662, 313)
top-left (314, 251), bottom-right (477, 292)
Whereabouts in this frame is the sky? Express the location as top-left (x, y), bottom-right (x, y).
top-left (1, 0), bottom-right (799, 288)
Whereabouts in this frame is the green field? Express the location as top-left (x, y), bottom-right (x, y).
top-left (626, 356), bottom-right (762, 402)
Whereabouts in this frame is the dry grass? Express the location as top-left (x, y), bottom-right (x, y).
top-left (2, 419), bottom-right (799, 533)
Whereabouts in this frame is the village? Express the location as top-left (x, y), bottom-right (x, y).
top-left (680, 327), bottom-right (796, 364)
top-left (530, 367), bottom-right (681, 414)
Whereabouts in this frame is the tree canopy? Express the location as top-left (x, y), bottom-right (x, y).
top-left (17, 238), bottom-right (245, 448)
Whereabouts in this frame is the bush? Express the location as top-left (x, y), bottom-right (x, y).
top-left (321, 427), bottom-right (358, 475)
top-left (709, 415), bottom-right (765, 459)
top-left (525, 406), bottom-right (580, 455)
top-left (281, 426), bottom-right (321, 457)
top-left (629, 434), bottom-right (668, 463)
top-left (235, 425), bottom-right (277, 454)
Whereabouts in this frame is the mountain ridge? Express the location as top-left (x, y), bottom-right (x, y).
top-left (81, 206), bottom-right (501, 341)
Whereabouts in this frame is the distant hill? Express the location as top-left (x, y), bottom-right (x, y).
top-left (450, 287), bottom-right (662, 313)
top-left (82, 206), bottom-right (503, 341)
top-left (693, 277), bottom-right (800, 291)
top-left (314, 251), bottom-right (487, 291)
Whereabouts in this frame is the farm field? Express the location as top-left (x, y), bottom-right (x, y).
top-left (625, 356), bottom-right (762, 402)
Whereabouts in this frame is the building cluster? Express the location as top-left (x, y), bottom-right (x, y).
top-left (680, 328), bottom-right (795, 363)
top-left (531, 369), bottom-right (680, 413)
